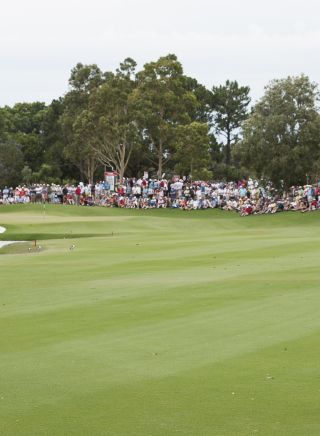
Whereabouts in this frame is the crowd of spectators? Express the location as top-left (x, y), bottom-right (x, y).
top-left (1, 177), bottom-right (320, 215)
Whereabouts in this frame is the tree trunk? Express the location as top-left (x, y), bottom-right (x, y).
top-left (79, 162), bottom-right (85, 183)
top-left (158, 138), bottom-right (163, 179)
top-left (84, 156), bottom-right (96, 184)
top-left (119, 144), bottom-right (125, 183)
top-left (226, 129), bottom-right (231, 166)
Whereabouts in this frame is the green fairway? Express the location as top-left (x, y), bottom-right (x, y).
top-left (1, 205), bottom-right (320, 435)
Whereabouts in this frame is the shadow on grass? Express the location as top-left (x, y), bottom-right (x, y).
top-left (0, 232), bottom-right (115, 242)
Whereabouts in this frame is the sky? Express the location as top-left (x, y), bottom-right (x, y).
top-left (1, 0), bottom-right (320, 106)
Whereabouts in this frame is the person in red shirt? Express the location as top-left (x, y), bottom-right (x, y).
top-left (75, 186), bottom-right (81, 205)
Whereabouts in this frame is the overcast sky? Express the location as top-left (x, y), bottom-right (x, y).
top-left (1, 0), bottom-right (320, 106)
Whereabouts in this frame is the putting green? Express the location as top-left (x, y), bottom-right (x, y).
top-left (0, 204), bottom-right (320, 435)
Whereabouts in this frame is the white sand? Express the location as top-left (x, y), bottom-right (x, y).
top-left (0, 225), bottom-right (7, 246)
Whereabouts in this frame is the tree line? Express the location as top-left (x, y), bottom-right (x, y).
top-left (1, 54), bottom-right (320, 190)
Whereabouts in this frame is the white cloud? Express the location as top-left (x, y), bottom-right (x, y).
top-left (1, 0), bottom-right (320, 105)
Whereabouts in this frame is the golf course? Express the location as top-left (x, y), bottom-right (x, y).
top-left (1, 204), bottom-right (320, 435)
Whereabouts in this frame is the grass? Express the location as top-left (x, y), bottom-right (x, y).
top-left (0, 204), bottom-right (320, 435)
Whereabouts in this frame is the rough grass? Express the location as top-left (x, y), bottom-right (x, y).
top-left (0, 204), bottom-right (320, 435)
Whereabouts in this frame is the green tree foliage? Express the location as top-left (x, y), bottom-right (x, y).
top-left (0, 141), bottom-right (24, 187)
top-left (21, 165), bottom-right (33, 184)
top-left (3, 56), bottom-right (320, 186)
top-left (89, 58), bottom-right (142, 181)
top-left (0, 102), bottom-right (47, 171)
top-left (175, 122), bottom-right (212, 180)
top-left (0, 110), bottom-right (7, 141)
top-left (236, 75), bottom-right (320, 189)
top-left (32, 163), bottom-right (62, 184)
top-left (132, 54), bottom-right (199, 178)
top-left (211, 80), bottom-right (250, 165)
top-left (41, 98), bottom-right (73, 180)
top-left (68, 63), bottom-right (103, 94)
top-left (181, 76), bottom-right (213, 123)
top-left (61, 63), bottom-right (104, 183)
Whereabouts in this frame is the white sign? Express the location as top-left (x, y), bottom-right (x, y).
top-left (105, 172), bottom-right (115, 191)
